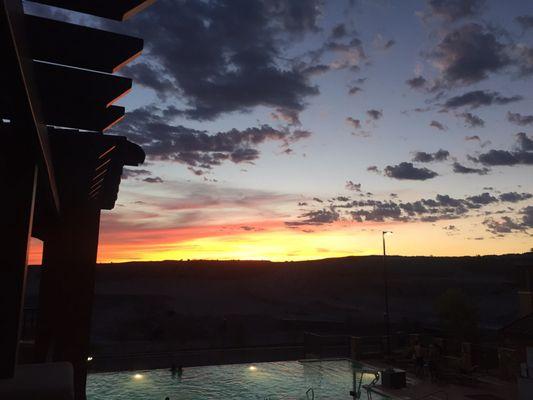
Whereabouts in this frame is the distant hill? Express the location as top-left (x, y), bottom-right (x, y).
top-left (25, 253), bottom-right (533, 355)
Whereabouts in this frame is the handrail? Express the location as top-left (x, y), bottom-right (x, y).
top-left (416, 389), bottom-right (448, 400)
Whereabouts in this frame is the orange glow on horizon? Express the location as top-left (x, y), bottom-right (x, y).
top-left (28, 217), bottom-right (530, 266)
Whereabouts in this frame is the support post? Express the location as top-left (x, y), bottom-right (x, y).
top-left (0, 129), bottom-right (38, 378)
top-left (36, 205), bottom-right (100, 400)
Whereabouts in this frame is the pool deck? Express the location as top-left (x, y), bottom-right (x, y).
top-left (363, 359), bottom-right (517, 400)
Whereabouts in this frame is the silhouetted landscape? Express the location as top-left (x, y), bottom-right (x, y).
top-left (26, 253), bottom-right (531, 359)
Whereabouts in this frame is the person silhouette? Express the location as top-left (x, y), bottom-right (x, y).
top-left (170, 363), bottom-right (177, 378)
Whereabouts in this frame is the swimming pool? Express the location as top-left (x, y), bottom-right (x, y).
top-left (87, 359), bottom-right (388, 399)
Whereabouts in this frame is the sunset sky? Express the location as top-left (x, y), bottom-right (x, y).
top-left (28, 0), bottom-right (533, 263)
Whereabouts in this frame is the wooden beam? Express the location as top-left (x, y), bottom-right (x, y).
top-left (43, 105), bottom-right (125, 132)
top-left (34, 61), bottom-right (132, 109)
top-left (27, 0), bottom-right (156, 21)
top-left (26, 15), bottom-right (143, 73)
top-left (1, 0), bottom-right (59, 211)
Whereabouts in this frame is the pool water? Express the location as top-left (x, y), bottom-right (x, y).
top-left (87, 359), bottom-right (388, 399)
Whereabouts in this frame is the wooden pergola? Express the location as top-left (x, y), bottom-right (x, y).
top-left (0, 1), bottom-right (155, 398)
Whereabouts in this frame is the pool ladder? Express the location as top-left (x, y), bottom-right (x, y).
top-left (263, 387), bottom-right (314, 400)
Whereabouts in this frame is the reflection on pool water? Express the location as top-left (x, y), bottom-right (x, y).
top-left (87, 359), bottom-right (388, 400)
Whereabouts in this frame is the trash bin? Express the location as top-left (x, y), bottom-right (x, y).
top-left (381, 368), bottom-right (406, 389)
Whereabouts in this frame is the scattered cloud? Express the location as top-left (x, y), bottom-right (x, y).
top-left (331, 23), bottom-right (347, 39)
top-left (412, 149), bottom-right (450, 163)
top-left (471, 133), bottom-right (533, 167)
top-left (507, 111), bottom-right (533, 126)
top-left (346, 117), bottom-right (362, 130)
top-left (384, 162), bottom-right (439, 180)
top-left (116, 105), bottom-right (312, 174)
top-left (459, 112), bottom-right (485, 128)
top-left (424, 0), bottom-right (486, 22)
top-left (443, 90), bottom-right (523, 110)
top-left (452, 162), bottom-right (489, 175)
top-left (143, 176), bottom-right (164, 183)
top-left (122, 168), bottom-right (152, 179)
top-left (406, 76), bottom-right (428, 90)
top-left (516, 15), bottom-right (533, 31)
top-left (430, 120), bottom-right (447, 131)
top-left (429, 23), bottom-right (511, 86)
top-left (345, 181), bottom-right (362, 192)
top-left (499, 192), bottom-right (533, 203)
top-left (373, 34), bottom-right (396, 50)
top-left (366, 109), bottom-right (383, 120)
top-left (348, 86), bottom-right (363, 95)
top-left (286, 209), bottom-right (340, 226)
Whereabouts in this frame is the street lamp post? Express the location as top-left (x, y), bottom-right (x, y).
top-left (382, 231), bottom-right (392, 357)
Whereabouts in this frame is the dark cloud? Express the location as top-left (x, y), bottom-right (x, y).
top-left (306, 38), bottom-right (367, 73)
top-left (517, 132), bottom-right (533, 151)
top-left (345, 181), bottom-right (362, 192)
top-left (452, 162), bottom-right (489, 175)
top-left (143, 176), bottom-right (164, 183)
top-left (516, 15), bottom-right (533, 31)
top-left (443, 224), bottom-right (458, 231)
top-left (406, 76), bottom-right (428, 90)
top-left (331, 23), bottom-right (347, 39)
top-left (384, 162), bottom-right (438, 180)
top-left (464, 135), bottom-right (491, 148)
top-left (430, 120), bottom-right (447, 131)
top-left (429, 23), bottom-right (512, 86)
top-left (516, 45), bottom-right (533, 77)
top-left (483, 204), bottom-right (533, 234)
top-left (373, 34), bottom-right (396, 50)
top-left (499, 192), bottom-right (533, 203)
top-left (348, 86), bottom-right (363, 95)
top-left (116, 105), bottom-right (311, 173)
top-left (286, 209), bottom-right (340, 226)
top-left (301, 64), bottom-right (331, 77)
top-left (507, 111), bottom-right (533, 126)
top-left (483, 216), bottom-right (524, 234)
top-left (351, 202), bottom-right (402, 222)
top-left (271, 108), bottom-right (301, 126)
top-left (477, 150), bottom-right (531, 166)
top-left (269, 0), bottom-right (324, 33)
top-left (384, 39), bottom-right (396, 50)
top-left (443, 90), bottom-right (522, 109)
top-left (335, 196), bottom-right (350, 202)
top-left (287, 187), bottom-right (533, 228)
top-left (366, 109), bottom-right (383, 120)
top-left (471, 132), bottom-right (533, 167)
top-left (523, 206), bottom-right (533, 228)
top-left (119, 0), bottom-right (323, 121)
top-left (346, 117), bottom-right (362, 130)
top-left (460, 112), bottom-right (485, 128)
top-left (122, 168), bottom-right (152, 179)
top-left (425, 0), bottom-right (486, 22)
top-left (412, 149), bottom-right (450, 163)
top-left (467, 192), bottom-right (497, 205)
